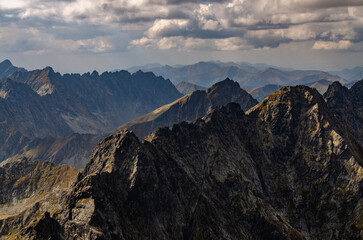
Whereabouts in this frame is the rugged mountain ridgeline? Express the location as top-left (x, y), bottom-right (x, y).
top-left (0, 67), bottom-right (182, 165)
top-left (1, 81), bottom-right (362, 239)
top-left (7, 68), bottom-right (182, 131)
top-left (131, 61), bottom-right (347, 88)
top-left (119, 79), bottom-right (258, 138)
top-left (0, 60), bottom-right (26, 78)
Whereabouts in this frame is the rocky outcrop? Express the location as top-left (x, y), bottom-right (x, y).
top-left (324, 80), bottom-right (363, 144)
top-left (120, 78), bottom-right (258, 138)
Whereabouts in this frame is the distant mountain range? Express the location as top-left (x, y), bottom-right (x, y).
top-left (330, 67), bottom-right (363, 82)
top-left (128, 61), bottom-right (347, 88)
top-left (246, 79), bottom-right (334, 102)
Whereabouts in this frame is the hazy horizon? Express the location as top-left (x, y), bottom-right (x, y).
top-left (3, 58), bottom-right (363, 76)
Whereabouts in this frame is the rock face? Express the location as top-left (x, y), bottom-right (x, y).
top-left (324, 80), bottom-right (363, 144)
top-left (0, 158), bottom-right (78, 238)
top-left (0, 68), bottom-right (182, 164)
top-left (176, 81), bottom-right (207, 95)
top-left (0, 59), bottom-right (26, 78)
top-left (6, 85), bottom-right (358, 239)
top-left (119, 78), bottom-right (258, 138)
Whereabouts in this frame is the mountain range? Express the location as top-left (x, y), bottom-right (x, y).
top-left (1, 79), bottom-right (362, 239)
top-left (0, 58), bottom-right (362, 239)
top-left (0, 66), bottom-right (182, 166)
top-left (129, 61), bottom-right (347, 88)
top-left (330, 67), bottom-right (363, 82)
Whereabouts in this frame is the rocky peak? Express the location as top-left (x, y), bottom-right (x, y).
top-left (247, 85), bottom-right (327, 121)
top-left (324, 81), bottom-right (351, 102)
top-left (0, 60), bottom-right (26, 78)
top-left (0, 59), bottom-right (12, 68)
top-left (91, 70), bottom-right (99, 77)
top-left (8, 67), bottom-right (56, 96)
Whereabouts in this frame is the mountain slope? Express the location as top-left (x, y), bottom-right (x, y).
top-left (119, 78), bottom-right (258, 138)
top-left (246, 84), bottom-right (283, 102)
top-left (176, 81), bottom-right (206, 95)
top-left (5, 85), bottom-right (360, 239)
top-left (324, 80), bottom-right (363, 144)
top-left (4, 134), bottom-right (104, 169)
top-left (0, 60), bottom-right (26, 78)
top-left (306, 79), bottom-right (332, 94)
top-left (0, 158), bottom-right (78, 238)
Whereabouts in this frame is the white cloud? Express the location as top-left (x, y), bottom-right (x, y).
top-left (0, 0), bottom-right (27, 10)
top-left (312, 40), bottom-right (353, 50)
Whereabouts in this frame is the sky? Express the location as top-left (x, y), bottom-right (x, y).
top-left (0, 0), bottom-right (362, 73)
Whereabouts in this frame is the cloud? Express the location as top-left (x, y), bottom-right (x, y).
top-left (0, 0), bottom-right (362, 55)
top-left (312, 40), bottom-right (353, 50)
